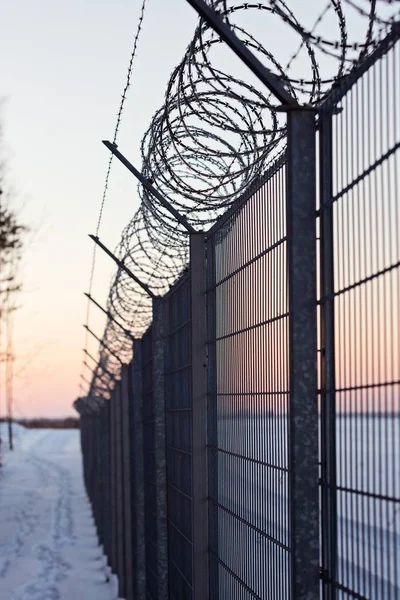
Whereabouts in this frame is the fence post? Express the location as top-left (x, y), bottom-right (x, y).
top-left (121, 363), bottom-right (134, 600)
top-left (94, 415), bottom-right (99, 531)
top-left (95, 412), bottom-right (102, 544)
top-left (110, 388), bottom-right (118, 574)
top-left (287, 108), bottom-right (319, 600)
top-left (105, 403), bottom-right (110, 554)
top-left (319, 112), bottom-right (337, 600)
top-left (80, 415), bottom-right (87, 492)
top-left (132, 339), bottom-right (146, 598)
top-left (190, 233), bottom-right (209, 599)
top-left (152, 298), bottom-right (169, 599)
top-left (115, 381), bottom-right (126, 598)
top-left (206, 235), bottom-right (219, 598)
top-left (100, 402), bottom-right (110, 558)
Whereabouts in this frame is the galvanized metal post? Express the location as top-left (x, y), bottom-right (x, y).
top-left (94, 415), bottom-right (98, 525)
top-left (121, 364), bottom-right (134, 600)
top-left (101, 403), bottom-right (111, 562)
top-left (110, 389), bottom-right (118, 574)
top-left (152, 298), bottom-right (169, 599)
top-left (131, 339), bottom-right (146, 598)
top-left (190, 233), bottom-right (209, 599)
top-left (89, 416), bottom-right (95, 527)
top-left (80, 415), bottom-right (86, 490)
top-left (115, 381), bottom-right (126, 598)
top-left (105, 401), bottom-right (112, 565)
top-left (206, 235), bottom-right (219, 599)
top-left (287, 109), bottom-right (319, 600)
top-left (319, 113), bottom-right (337, 600)
top-left (95, 412), bottom-right (103, 545)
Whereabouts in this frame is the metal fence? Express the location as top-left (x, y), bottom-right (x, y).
top-left (76, 27), bottom-right (400, 600)
top-left (164, 271), bottom-right (193, 598)
top-left (318, 27), bottom-right (400, 600)
top-left (206, 155), bottom-right (292, 599)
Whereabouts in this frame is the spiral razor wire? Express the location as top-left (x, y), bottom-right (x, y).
top-left (82, 0), bottom-right (400, 406)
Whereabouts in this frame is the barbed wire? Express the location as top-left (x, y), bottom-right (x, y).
top-left (79, 0), bottom-right (400, 410)
top-left (79, 0), bottom-right (150, 395)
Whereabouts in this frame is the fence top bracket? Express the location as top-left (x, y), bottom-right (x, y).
top-left (89, 234), bottom-right (157, 300)
top-left (185, 0), bottom-right (298, 107)
top-left (84, 292), bottom-right (135, 341)
top-left (83, 323), bottom-right (126, 365)
top-left (274, 104), bottom-right (318, 113)
top-left (102, 140), bottom-right (196, 234)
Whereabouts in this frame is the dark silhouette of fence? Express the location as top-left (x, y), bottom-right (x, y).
top-left (76, 23), bottom-right (400, 600)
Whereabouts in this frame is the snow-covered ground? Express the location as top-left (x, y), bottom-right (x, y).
top-left (0, 424), bottom-right (121, 600)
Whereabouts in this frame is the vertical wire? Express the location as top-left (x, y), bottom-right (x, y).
top-left (343, 88), bottom-right (350, 593)
top-left (370, 57), bottom-right (378, 599)
top-left (377, 53), bottom-right (385, 600)
top-left (353, 72), bottom-right (361, 596)
top-left (359, 59), bottom-right (368, 597)
top-left (364, 63), bottom-right (372, 598)
top-left (392, 38), bottom-right (400, 596)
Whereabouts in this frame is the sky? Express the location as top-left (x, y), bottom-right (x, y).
top-left (0, 0), bottom-right (198, 417)
top-left (0, 1), bottom-right (395, 418)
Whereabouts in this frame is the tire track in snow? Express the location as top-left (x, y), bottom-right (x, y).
top-left (28, 454), bottom-right (75, 547)
top-left (12, 451), bottom-right (76, 600)
top-left (0, 458), bottom-right (49, 580)
top-left (0, 428), bottom-right (116, 600)
top-left (14, 543), bottom-right (72, 600)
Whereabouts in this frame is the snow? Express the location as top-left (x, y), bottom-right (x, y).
top-left (216, 414), bottom-right (400, 599)
top-left (0, 424), bottom-right (122, 600)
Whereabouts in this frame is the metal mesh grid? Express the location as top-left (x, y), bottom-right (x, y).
top-left (319, 36), bottom-right (400, 600)
top-left (164, 273), bottom-right (193, 599)
top-left (76, 28), bottom-right (400, 600)
top-left (142, 325), bottom-right (158, 599)
top-left (207, 158), bottom-right (290, 599)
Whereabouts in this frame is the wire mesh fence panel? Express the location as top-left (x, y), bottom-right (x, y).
top-left (74, 23), bottom-right (400, 600)
top-left (142, 325), bottom-right (158, 599)
top-left (164, 273), bottom-right (193, 599)
top-left (319, 30), bottom-right (400, 600)
top-left (207, 158), bottom-right (291, 600)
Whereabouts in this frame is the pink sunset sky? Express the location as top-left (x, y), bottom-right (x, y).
top-left (0, 1), bottom-right (386, 418)
top-left (0, 0), bottom-right (197, 417)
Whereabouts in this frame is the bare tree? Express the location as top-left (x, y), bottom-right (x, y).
top-left (0, 131), bottom-right (27, 453)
